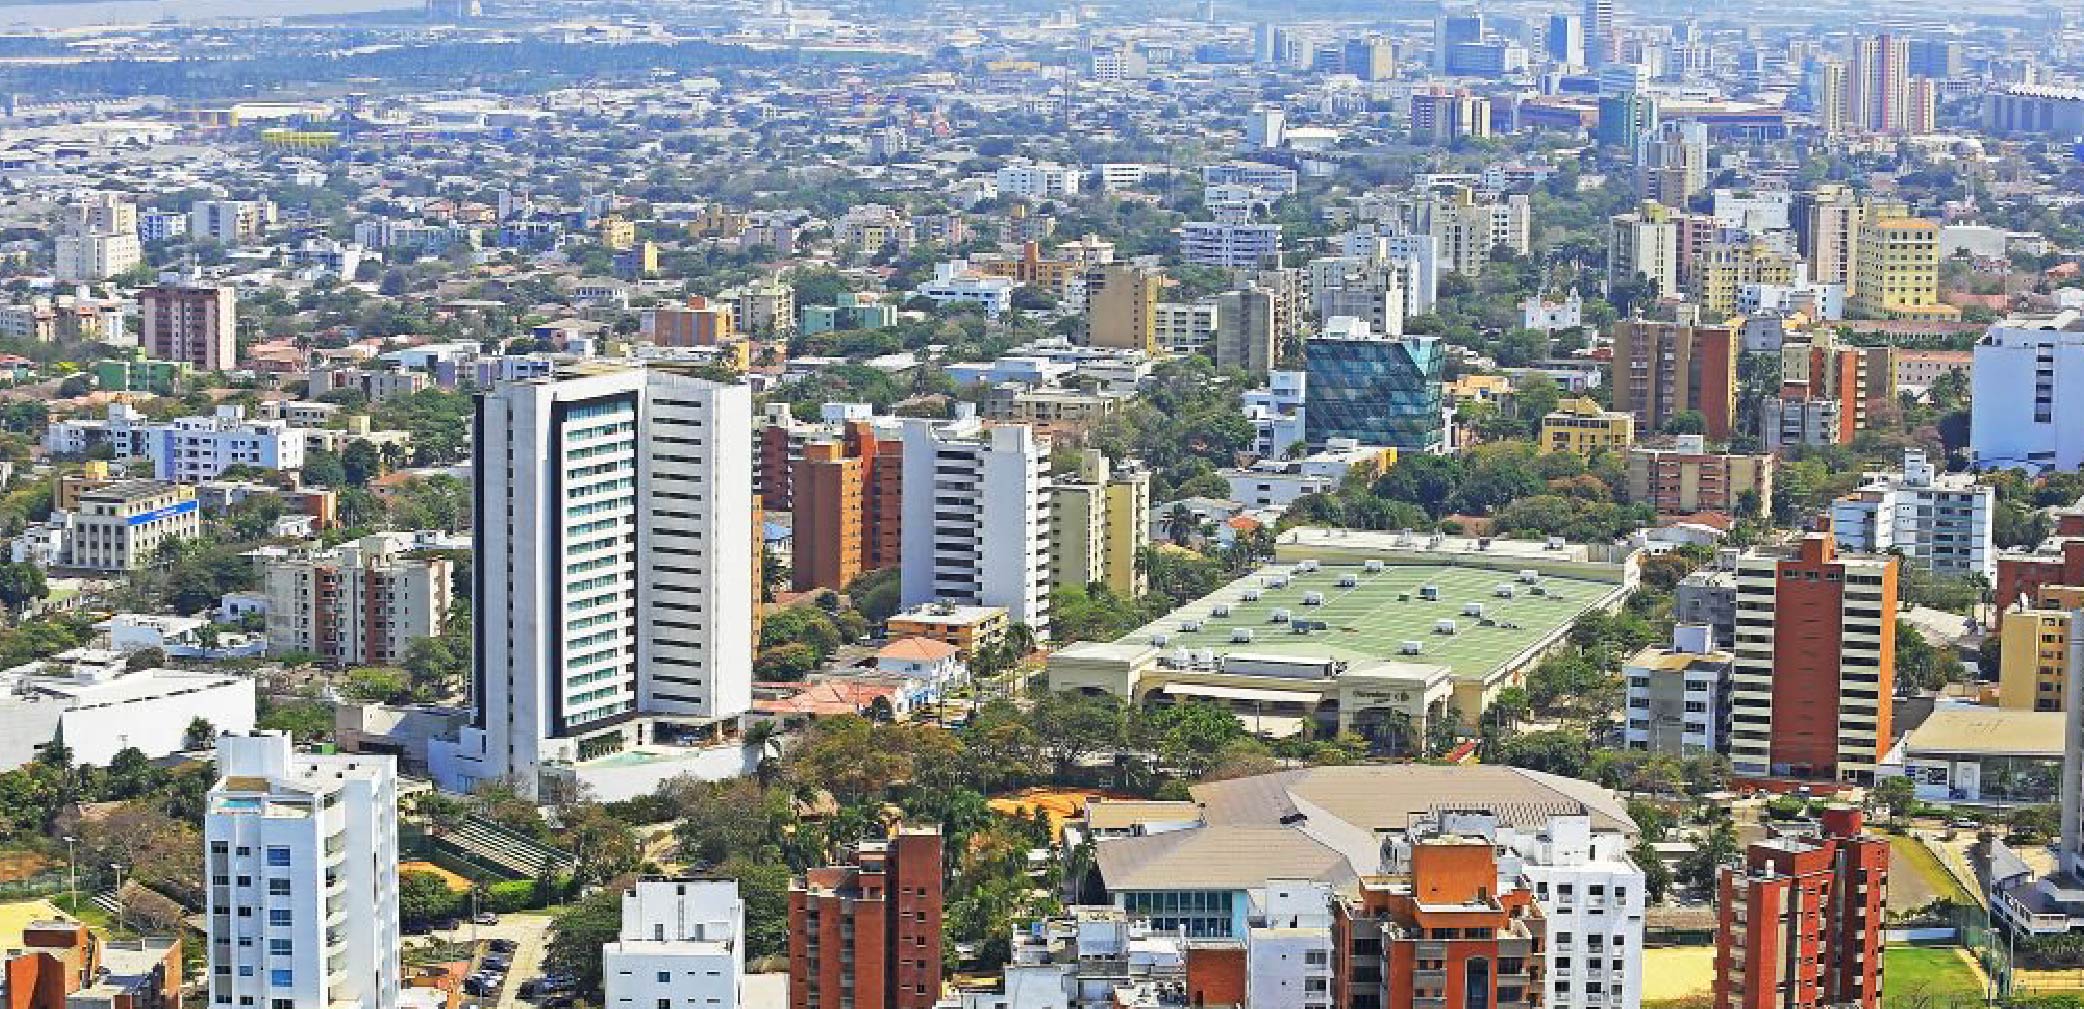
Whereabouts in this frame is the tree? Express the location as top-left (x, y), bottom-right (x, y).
top-left (1871, 775), bottom-right (1916, 824)
top-left (546, 883), bottom-right (626, 992)
top-left (1680, 821), bottom-right (1739, 891)
top-left (0, 561), bottom-right (46, 613)
top-left (183, 717), bottom-right (215, 751)
top-left (342, 441), bottom-right (383, 486)
top-left (1661, 411), bottom-right (1708, 436)
top-left (398, 870), bottom-right (459, 930)
top-left (1632, 837), bottom-right (1673, 902)
top-left (403, 635), bottom-right (469, 699)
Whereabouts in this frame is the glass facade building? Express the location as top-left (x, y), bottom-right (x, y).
top-left (1303, 334), bottom-right (1446, 451)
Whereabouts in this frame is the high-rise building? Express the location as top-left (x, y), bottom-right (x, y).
top-left (205, 731), bottom-right (399, 1009)
top-left (1049, 450), bottom-right (1151, 598)
top-left (1728, 532), bottom-right (1899, 784)
top-left (1905, 39), bottom-right (1961, 79)
top-left (1398, 184), bottom-right (1530, 278)
top-left (1851, 215), bottom-right (1954, 320)
top-left (1302, 329), bottom-right (1445, 451)
top-left (1713, 808), bottom-right (1886, 1009)
top-left (189, 200), bottom-right (275, 243)
top-left (260, 533), bottom-right (454, 666)
top-left (1794, 185), bottom-right (1863, 288)
top-left (1827, 449), bottom-right (1995, 581)
top-left (603, 879), bottom-right (744, 1009)
top-left (790, 419), bottom-right (903, 593)
top-left (1608, 319), bottom-right (1739, 440)
top-left (140, 283), bottom-right (237, 372)
top-left (1848, 33), bottom-right (1909, 133)
top-left (56, 192), bottom-right (142, 283)
top-left (1583, 0), bottom-right (1615, 66)
top-left (1810, 57), bottom-right (1851, 136)
top-left (1546, 12), bottom-right (1584, 66)
top-left (1213, 272), bottom-right (1301, 379)
top-left (1636, 122), bottom-right (1708, 208)
top-left (1905, 76), bottom-right (1938, 134)
top-left (898, 409), bottom-right (1052, 637)
top-left (1084, 263), bottom-right (1165, 352)
top-left (1972, 312), bottom-right (2084, 475)
top-left (453, 364), bottom-right (754, 797)
top-left (1596, 89), bottom-right (1660, 148)
top-left (788, 829), bottom-right (944, 1009)
top-left (1408, 88), bottom-right (1493, 145)
top-left (1608, 201), bottom-right (1682, 298)
top-left (1307, 256), bottom-right (1409, 338)
top-left (1776, 329), bottom-right (1897, 442)
top-left (1692, 239), bottom-right (1800, 319)
top-left (1333, 839), bottom-right (1545, 1009)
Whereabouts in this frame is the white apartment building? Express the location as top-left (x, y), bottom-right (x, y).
top-left (140, 210), bottom-right (189, 242)
top-left (603, 879), bottom-right (744, 1009)
top-left (1307, 256), bottom-right (1409, 336)
top-left (440, 364), bottom-right (753, 798)
top-left (994, 163), bottom-right (1084, 199)
top-left (1245, 882), bottom-right (1335, 1009)
top-left (260, 533), bottom-right (454, 666)
top-left (899, 408), bottom-right (1052, 637)
top-left (1607, 207), bottom-right (1680, 298)
top-left (190, 199), bottom-right (276, 243)
top-left (1153, 301), bottom-right (1220, 356)
top-left (1335, 232), bottom-right (1441, 316)
top-left (913, 261), bottom-right (1017, 318)
top-left (204, 731), bottom-right (399, 1009)
top-left (1181, 221), bottom-right (1282, 269)
top-left (1405, 186), bottom-right (1530, 278)
top-left (1202, 161), bottom-right (1300, 195)
top-left (56, 232), bottom-right (143, 283)
top-left (1761, 396), bottom-right (1842, 451)
top-left (1243, 371), bottom-right (1308, 459)
top-left (1828, 449), bottom-right (1996, 580)
top-left (153, 406), bottom-right (308, 483)
top-left (1622, 624), bottom-right (1734, 755)
top-left (1972, 312), bottom-right (2084, 475)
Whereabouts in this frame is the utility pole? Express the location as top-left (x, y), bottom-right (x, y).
top-left (109, 863), bottom-right (125, 932)
top-left (61, 836), bottom-right (76, 914)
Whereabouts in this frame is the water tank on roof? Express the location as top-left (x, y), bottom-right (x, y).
top-left (1212, 604), bottom-right (1232, 618)
top-left (1400, 640), bottom-right (1425, 655)
top-left (1302, 592), bottom-right (1325, 606)
top-left (1337, 574), bottom-right (1358, 588)
top-left (1231, 628), bottom-right (1255, 643)
top-left (1464, 602), bottom-right (1484, 617)
top-left (1435, 619), bottom-right (1458, 635)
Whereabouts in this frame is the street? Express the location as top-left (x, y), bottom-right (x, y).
top-left (430, 912), bottom-right (556, 1009)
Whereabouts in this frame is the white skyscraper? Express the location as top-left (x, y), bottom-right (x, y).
top-left (1828, 448), bottom-right (1996, 580)
top-left (205, 731), bottom-right (399, 1009)
top-left (1972, 312), bottom-right (2084, 475)
top-left (900, 408), bottom-right (1052, 637)
top-left (442, 364), bottom-right (754, 797)
top-left (603, 879), bottom-right (746, 1009)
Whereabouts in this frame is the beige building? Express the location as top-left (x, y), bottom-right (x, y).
top-left (260, 533), bottom-right (455, 666)
top-left (65, 480), bottom-right (201, 572)
top-left (1852, 216), bottom-right (1958, 321)
top-left (1049, 450), bottom-right (1152, 598)
top-left (1084, 264), bottom-right (1166, 352)
top-left (1626, 436), bottom-right (1775, 516)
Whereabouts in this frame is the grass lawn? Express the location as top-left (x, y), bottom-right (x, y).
top-left (1642, 946), bottom-right (1717, 1003)
top-left (1885, 946), bottom-right (1985, 1009)
top-left (1888, 834), bottom-right (1973, 912)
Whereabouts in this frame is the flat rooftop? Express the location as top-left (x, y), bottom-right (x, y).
top-left (1112, 560), bottom-right (1618, 683)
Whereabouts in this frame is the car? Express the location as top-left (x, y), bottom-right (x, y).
top-left (1950, 817), bottom-right (1980, 829)
top-left (517, 982), bottom-right (539, 1000)
top-left (489, 939), bottom-right (518, 954)
top-left (539, 996), bottom-right (575, 1009)
top-left (475, 912), bottom-right (500, 925)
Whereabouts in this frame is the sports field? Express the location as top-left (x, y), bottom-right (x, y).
top-left (1114, 561), bottom-right (1618, 682)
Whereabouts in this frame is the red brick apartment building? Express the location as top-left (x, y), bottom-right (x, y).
top-left (1714, 808), bottom-right (1887, 1009)
top-left (788, 827), bottom-right (944, 1009)
top-left (789, 420), bottom-right (903, 592)
top-left (3, 921), bottom-right (181, 1009)
top-left (1994, 500), bottom-right (2084, 623)
top-left (1333, 839), bottom-right (1545, 1009)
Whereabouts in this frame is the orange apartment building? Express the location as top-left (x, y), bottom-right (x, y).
top-left (1995, 499), bottom-right (2084, 622)
top-left (1332, 839), bottom-right (1545, 1009)
top-left (1609, 319), bottom-right (1739, 440)
top-left (1778, 335), bottom-right (1897, 444)
top-left (787, 828), bottom-right (944, 1009)
top-left (643, 296), bottom-right (736, 347)
top-left (971, 241), bottom-right (1088, 301)
top-left (1713, 808), bottom-right (1886, 1009)
top-left (790, 421), bottom-right (903, 592)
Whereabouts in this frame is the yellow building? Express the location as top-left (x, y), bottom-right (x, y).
top-left (599, 215), bottom-right (637, 252)
top-left (1443, 374), bottom-right (1513, 407)
top-left (1998, 608), bottom-right (2075, 712)
top-left (1084, 264), bottom-right (1166, 352)
top-left (630, 240), bottom-right (660, 277)
top-left (1851, 217), bottom-right (1959, 321)
top-left (1693, 240), bottom-right (1799, 319)
top-left (259, 129), bottom-right (341, 150)
top-left (1540, 397), bottom-right (1636, 456)
top-left (1049, 450), bottom-right (1153, 597)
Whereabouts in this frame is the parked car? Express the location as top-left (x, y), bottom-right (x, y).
top-left (489, 939), bottom-right (518, 954)
top-left (475, 912), bottom-right (500, 925)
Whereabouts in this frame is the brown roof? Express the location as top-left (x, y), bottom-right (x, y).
top-left (878, 636), bottom-right (958, 662)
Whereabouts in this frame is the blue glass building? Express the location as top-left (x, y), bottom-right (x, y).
top-left (1303, 334), bottom-right (1446, 451)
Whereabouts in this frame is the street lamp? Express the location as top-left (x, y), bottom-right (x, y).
top-left (61, 836), bottom-right (76, 915)
top-left (109, 863), bottom-right (125, 931)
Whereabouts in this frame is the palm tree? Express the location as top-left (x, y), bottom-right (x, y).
top-left (1163, 503), bottom-right (1198, 546)
top-left (1003, 622), bottom-right (1037, 662)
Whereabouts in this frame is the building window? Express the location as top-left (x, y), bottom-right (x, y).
top-left (269, 910), bottom-right (292, 927)
top-left (270, 970), bottom-right (293, 989)
top-left (265, 847), bottom-right (292, 867)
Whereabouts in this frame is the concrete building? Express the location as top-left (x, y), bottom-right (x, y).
top-left (1896, 705), bottom-right (2063, 805)
top-left (1408, 88), bottom-right (1492, 145)
top-left (0, 650), bottom-right (255, 769)
top-left (65, 481), bottom-right (201, 572)
top-left (788, 829), bottom-right (944, 1009)
top-left (1085, 264), bottom-right (1165, 352)
top-left (1608, 320), bottom-right (1739, 441)
top-left (1851, 216), bottom-right (1954, 321)
top-left (189, 200), bottom-right (274, 243)
top-left (1998, 607), bottom-right (2076, 712)
top-left (1181, 222), bottom-right (1282, 269)
top-left (1332, 841), bottom-right (1543, 1009)
top-left (1050, 450), bottom-right (1151, 598)
top-left (1712, 809), bottom-right (1885, 1009)
top-left (1971, 312), bottom-right (2084, 474)
top-left (441, 365), bottom-right (753, 798)
top-left (1404, 185), bottom-right (1530, 278)
top-left (260, 533), bottom-right (454, 666)
top-left (0, 923), bottom-right (181, 1009)
top-left (790, 420), bottom-right (903, 593)
top-left (140, 283), bottom-right (237, 372)
top-left (1540, 397), bottom-right (1634, 456)
top-left (151, 406), bottom-right (306, 484)
top-left (1302, 329), bottom-right (1445, 452)
top-left (1622, 624), bottom-right (1734, 755)
top-left (205, 731), bottom-right (399, 1009)
top-left (1728, 533), bottom-right (1898, 785)
top-left (1608, 201), bottom-right (1683, 298)
top-left (55, 194), bottom-right (144, 283)
top-left (1827, 449), bottom-right (1995, 580)
top-left (899, 411), bottom-right (1051, 636)
top-left (602, 879), bottom-right (744, 1009)
top-left (800, 292), bottom-right (897, 336)
top-left (642, 297), bottom-right (735, 346)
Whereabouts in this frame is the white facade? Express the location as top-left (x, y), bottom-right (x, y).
top-left (1972, 313), bottom-right (2084, 475)
top-left (1243, 371), bottom-right (1308, 459)
top-left (0, 651), bottom-right (254, 769)
top-left (1245, 881), bottom-right (1334, 1009)
top-left (153, 406), bottom-right (308, 483)
top-left (900, 410), bottom-right (1052, 637)
top-left (1827, 449), bottom-right (1995, 580)
top-left (995, 163), bottom-right (1084, 199)
top-left (205, 731), bottom-right (399, 1009)
top-left (603, 879), bottom-right (744, 1009)
top-left (55, 232), bottom-right (143, 283)
top-left (191, 200), bottom-right (275, 243)
top-left (914, 261), bottom-right (1017, 318)
top-left (1181, 221), bottom-right (1282, 268)
top-left (1621, 624), bottom-right (1733, 756)
top-left (449, 365), bottom-right (753, 797)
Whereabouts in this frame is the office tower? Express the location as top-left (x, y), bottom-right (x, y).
top-left (1827, 449), bottom-right (1994, 581)
top-left (1583, 0), bottom-right (1614, 66)
top-left (1636, 122), bottom-right (1707, 208)
top-left (1848, 33), bottom-right (1909, 133)
top-left (1608, 320), bottom-right (1739, 440)
top-left (1851, 214), bottom-right (1950, 320)
top-left (788, 828), bottom-right (944, 1009)
top-left (1728, 532), bottom-right (1899, 784)
top-left (604, 880), bottom-right (744, 1009)
top-left (1408, 88), bottom-right (1492, 145)
top-left (461, 364), bottom-right (754, 797)
top-left (1252, 22), bottom-right (1277, 64)
top-left (205, 731), bottom-right (399, 1009)
top-left (1546, 12), bottom-right (1584, 66)
top-left (1970, 311), bottom-right (2084, 474)
top-left (1608, 201), bottom-right (1681, 299)
top-left (1302, 331), bottom-right (1445, 451)
top-left (1243, 107), bottom-right (1285, 149)
top-left (1344, 36), bottom-right (1396, 80)
top-left (260, 533), bottom-right (454, 666)
top-left (140, 283), bottom-right (237, 372)
top-left (898, 409), bottom-right (1051, 637)
top-left (1049, 449), bottom-right (1151, 598)
top-left (1905, 39), bottom-right (1961, 79)
top-left (1432, 13), bottom-right (1485, 72)
top-left (1214, 284), bottom-right (1283, 377)
top-left (790, 419), bottom-right (903, 593)
top-left (1333, 839), bottom-right (1544, 1009)
top-left (1596, 89), bottom-right (1659, 148)
top-left (55, 192), bottom-right (142, 283)
top-left (1442, 39), bottom-right (1528, 78)
top-left (1084, 263), bottom-right (1165, 352)
top-left (1713, 808), bottom-right (1886, 1009)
